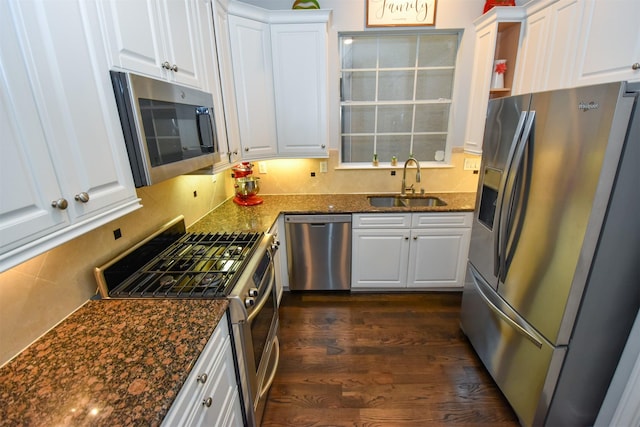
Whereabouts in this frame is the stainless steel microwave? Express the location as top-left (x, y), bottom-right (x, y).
top-left (110, 71), bottom-right (221, 187)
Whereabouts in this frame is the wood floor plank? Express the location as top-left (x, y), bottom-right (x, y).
top-left (262, 292), bottom-right (519, 426)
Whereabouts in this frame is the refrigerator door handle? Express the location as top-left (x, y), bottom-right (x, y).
top-left (498, 111), bottom-right (536, 282)
top-left (494, 111), bottom-right (528, 277)
top-left (472, 269), bottom-right (544, 349)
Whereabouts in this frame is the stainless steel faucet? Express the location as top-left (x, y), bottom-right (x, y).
top-left (401, 156), bottom-right (421, 196)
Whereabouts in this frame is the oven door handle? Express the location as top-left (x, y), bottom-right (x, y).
top-left (259, 336), bottom-right (280, 399)
top-left (246, 263), bottom-right (275, 324)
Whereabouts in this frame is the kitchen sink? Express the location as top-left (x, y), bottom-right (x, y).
top-left (368, 195), bottom-right (447, 207)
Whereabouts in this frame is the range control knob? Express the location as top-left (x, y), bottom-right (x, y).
top-left (248, 287), bottom-right (259, 297)
top-left (245, 297), bottom-right (256, 308)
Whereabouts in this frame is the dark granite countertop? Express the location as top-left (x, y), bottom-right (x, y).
top-left (189, 192), bottom-right (476, 233)
top-left (0, 299), bottom-right (228, 426)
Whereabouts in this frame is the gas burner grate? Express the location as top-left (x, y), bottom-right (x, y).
top-left (106, 231), bottom-right (263, 298)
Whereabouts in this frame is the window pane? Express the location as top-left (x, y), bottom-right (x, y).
top-left (412, 134), bottom-right (447, 161)
top-left (378, 70), bottom-right (414, 101)
top-left (379, 36), bottom-right (416, 68)
top-left (342, 37), bottom-right (377, 69)
top-left (414, 104), bottom-right (450, 132)
top-left (418, 34), bottom-right (458, 67)
top-left (342, 71), bottom-right (376, 102)
top-left (416, 69), bottom-right (455, 99)
top-left (342, 135), bottom-right (375, 162)
top-left (376, 135), bottom-right (411, 161)
top-left (342, 105), bottom-right (376, 133)
top-left (377, 105), bottom-right (413, 133)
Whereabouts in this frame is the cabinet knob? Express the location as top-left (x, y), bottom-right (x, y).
top-left (51, 198), bottom-right (68, 210)
top-left (632, 63), bottom-right (640, 70)
top-left (171, 64), bottom-right (179, 72)
top-left (74, 192), bottom-right (90, 203)
top-left (202, 397), bottom-right (213, 407)
top-left (321, 144), bottom-right (326, 149)
top-left (404, 236), bottom-right (409, 240)
top-left (161, 61), bottom-right (171, 70)
top-left (197, 373), bottom-right (208, 384)
top-left (244, 147), bottom-right (249, 152)
top-left (413, 236), bottom-right (418, 240)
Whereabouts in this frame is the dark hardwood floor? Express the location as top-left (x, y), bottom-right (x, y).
top-left (262, 292), bottom-right (519, 427)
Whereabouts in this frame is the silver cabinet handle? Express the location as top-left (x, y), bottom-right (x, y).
top-left (171, 64), bottom-right (178, 72)
top-left (321, 144), bottom-right (326, 148)
top-left (51, 198), bottom-right (68, 210)
top-left (197, 373), bottom-right (208, 384)
top-left (632, 63), bottom-right (640, 70)
top-left (74, 192), bottom-right (89, 203)
top-left (244, 147), bottom-right (249, 152)
top-left (202, 397), bottom-right (212, 407)
top-left (413, 236), bottom-right (417, 240)
top-left (161, 61), bottom-right (171, 70)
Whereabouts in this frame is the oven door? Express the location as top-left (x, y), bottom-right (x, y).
top-left (230, 243), bottom-right (279, 427)
top-left (247, 262), bottom-right (279, 425)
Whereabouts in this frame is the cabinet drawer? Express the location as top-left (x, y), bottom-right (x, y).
top-left (411, 212), bottom-right (472, 228)
top-left (353, 213), bottom-right (411, 228)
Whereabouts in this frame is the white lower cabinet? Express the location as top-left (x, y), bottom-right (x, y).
top-left (163, 313), bottom-right (243, 427)
top-left (351, 213), bottom-right (472, 290)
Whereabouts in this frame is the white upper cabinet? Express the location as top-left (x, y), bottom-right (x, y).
top-left (212, 0), bottom-right (242, 165)
top-left (1, 0), bottom-right (140, 272)
top-left (271, 21), bottom-right (329, 158)
top-left (574, 0), bottom-right (640, 86)
top-left (514, 0), bottom-right (584, 94)
top-left (98, 0), bottom-right (204, 89)
top-left (228, 8), bottom-right (278, 160)
top-left (226, 2), bottom-right (330, 160)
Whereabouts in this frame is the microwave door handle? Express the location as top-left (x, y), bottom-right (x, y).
top-left (493, 111), bottom-right (528, 277)
top-left (195, 107), bottom-right (215, 152)
top-left (499, 111), bottom-right (535, 282)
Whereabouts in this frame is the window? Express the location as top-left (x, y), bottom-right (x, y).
top-left (340, 32), bottom-right (460, 165)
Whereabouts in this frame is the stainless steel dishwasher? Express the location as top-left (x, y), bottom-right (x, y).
top-left (284, 214), bottom-right (352, 291)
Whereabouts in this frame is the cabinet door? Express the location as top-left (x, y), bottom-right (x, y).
top-left (271, 23), bottom-right (328, 158)
top-left (351, 229), bottom-right (410, 289)
top-left (514, 5), bottom-right (550, 95)
top-left (575, 0), bottom-right (640, 86)
top-left (541, 0), bottom-right (583, 91)
top-left (157, 0), bottom-right (202, 88)
top-left (212, 0), bottom-right (242, 165)
top-left (98, 0), bottom-right (165, 80)
top-left (464, 22), bottom-right (497, 154)
top-left (0, 3), bottom-right (70, 256)
top-left (407, 228), bottom-right (471, 289)
top-left (17, 1), bottom-right (139, 223)
top-left (228, 13), bottom-right (278, 160)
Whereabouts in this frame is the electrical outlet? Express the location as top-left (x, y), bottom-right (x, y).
top-left (319, 161), bottom-right (328, 173)
top-left (464, 158), bottom-right (481, 171)
top-left (258, 162), bottom-right (267, 174)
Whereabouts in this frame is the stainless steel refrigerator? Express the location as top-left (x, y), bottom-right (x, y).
top-left (460, 81), bottom-right (640, 426)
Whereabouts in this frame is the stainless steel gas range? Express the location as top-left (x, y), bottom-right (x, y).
top-left (94, 216), bottom-right (279, 427)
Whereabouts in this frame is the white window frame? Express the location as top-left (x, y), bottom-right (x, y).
top-left (339, 31), bottom-right (461, 168)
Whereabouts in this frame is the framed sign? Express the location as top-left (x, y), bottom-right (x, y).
top-left (366, 0), bottom-right (437, 27)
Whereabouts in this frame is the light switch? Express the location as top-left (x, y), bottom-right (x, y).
top-left (320, 161), bottom-right (328, 173)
